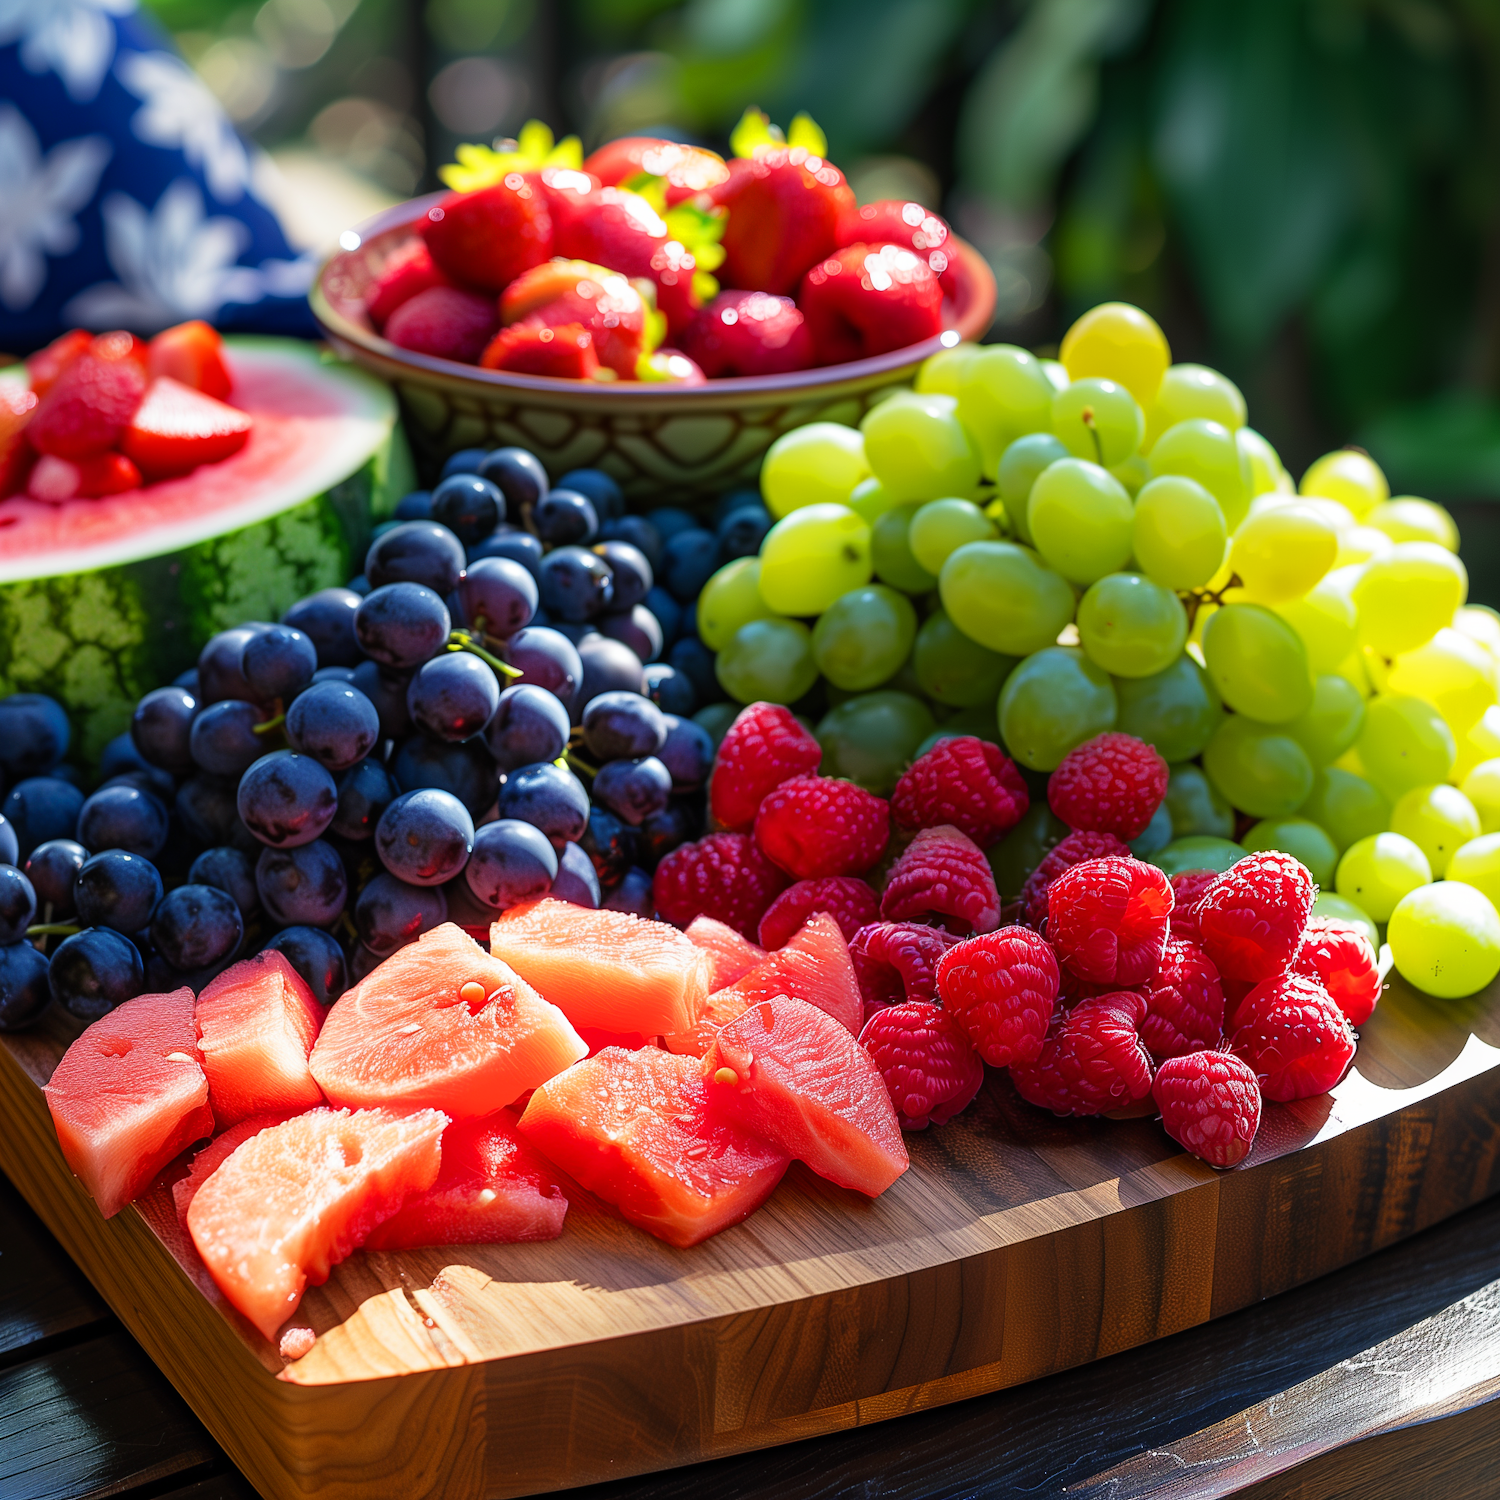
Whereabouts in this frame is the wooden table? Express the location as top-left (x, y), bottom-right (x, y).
top-left (4, 1170), bottom-right (1499, 1500)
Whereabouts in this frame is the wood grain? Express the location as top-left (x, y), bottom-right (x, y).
top-left (2, 965), bottom-right (1500, 1499)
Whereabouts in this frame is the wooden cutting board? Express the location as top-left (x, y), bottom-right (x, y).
top-left (2, 964), bottom-right (1499, 1500)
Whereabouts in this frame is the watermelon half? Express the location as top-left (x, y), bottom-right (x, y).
top-left (0, 338), bottom-right (411, 761)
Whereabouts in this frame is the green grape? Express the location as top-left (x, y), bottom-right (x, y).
top-left (1298, 766), bottom-right (1390, 855)
top-left (759, 503), bottom-right (873, 615)
top-left (953, 345), bottom-right (1055, 477)
top-left (1132, 475), bottom-right (1227, 591)
top-left (1149, 418), bottom-right (1252, 532)
top-left (1129, 803), bottom-right (1174, 858)
top-left (1337, 525), bottom-right (1394, 568)
top-left (1109, 452), bottom-right (1151, 497)
top-left (997, 432), bottom-right (1068, 545)
top-left (1447, 834), bottom-right (1500, 906)
top-left (815, 691), bottom-right (935, 795)
top-left (1385, 628), bottom-right (1497, 738)
top-left (939, 540), bottom-right (1076, 656)
top-left (1300, 448), bottom-right (1388, 519)
top-left (871, 502), bottom-right (939, 594)
top-left (1456, 704), bottom-right (1500, 783)
top-left (1165, 763), bottom-right (1235, 840)
top-left (1237, 427), bottom-right (1287, 497)
top-left (1357, 694), bottom-right (1456, 799)
top-left (697, 558), bottom-right (776, 652)
top-left (1202, 714), bottom-right (1314, 819)
top-left (1311, 892), bottom-right (1380, 949)
top-left (1272, 577), bottom-right (1359, 673)
top-left (1286, 674), bottom-right (1366, 765)
top-left (848, 476), bottom-right (898, 524)
top-left (1149, 836), bottom-right (1249, 877)
top-left (716, 618), bottom-right (818, 705)
top-left (987, 801), bottom-right (1069, 899)
top-left (1041, 359), bottom-right (1070, 392)
top-left (1201, 603), bottom-right (1316, 723)
top-left (1229, 505), bottom-right (1339, 603)
top-left (811, 585), bottom-right (918, 692)
top-left (912, 607), bottom-right (1017, 706)
top-left (915, 341), bottom-right (981, 396)
top-left (1335, 832), bottom-right (1431, 923)
top-left (1058, 301), bottom-right (1171, 409)
top-left (1353, 543), bottom-right (1469, 657)
top-left (1388, 880), bottom-right (1500, 998)
top-left (1454, 604), bottom-right (1500, 659)
top-left (981, 494), bottom-right (1012, 536)
top-left (909, 498), bottom-right (997, 575)
top-left (692, 701), bottom-right (740, 748)
top-left (1114, 655), bottom-right (1224, 763)
top-left (1462, 760), bottom-right (1500, 833)
top-left (1147, 363), bottom-right (1246, 446)
top-left (913, 704), bottom-right (1002, 760)
top-left (1076, 573), bottom-right (1187, 678)
top-left (1242, 817), bottom-right (1338, 888)
top-left (861, 391), bottom-right (982, 502)
top-left (1367, 497), bottom-right (1459, 551)
top-left (998, 647), bottom-right (1117, 770)
top-left (760, 422), bottom-right (869, 518)
top-left (1388, 783), bottom-right (1480, 877)
top-left (1051, 377), bottom-right (1145, 466)
top-left (1027, 459), bottom-right (1133, 586)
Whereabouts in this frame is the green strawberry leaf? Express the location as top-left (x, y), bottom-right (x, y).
top-left (729, 107), bottom-right (783, 159)
top-left (786, 113), bottom-right (828, 156)
top-left (438, 119), bottom-right (583, 192)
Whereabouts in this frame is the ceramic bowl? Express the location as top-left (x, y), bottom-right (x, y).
top-left (310, 194), bottom-right (997, 501)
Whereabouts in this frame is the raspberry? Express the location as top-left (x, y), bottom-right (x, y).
top-left (1152, 1051), bottom-right (1262, 1168)
top-left (1197, 852), bottom-right (1316, 984)
top-left (881, 824), bottom-right (1001, 935)
top-left (1294, 917), bottom-right (1382, 1026)
top-left (1046, 856), bottom-right (1173, 986)
top-left (1047, 732), bottom-right (1169, 840)
top-left (754, 775), bottom-right (889, 878)
top-left (1167, 869), bottom-right (1219, 945)
top-left (848, 922), bottom-right (960, 1019)
top-left (1140, 936), bottom-right (1225, 1062)
top-left (759, 876), bottom-right (879, 949)
top-left (1010, 990), bottom-right (1153, 1117)
top-left (890, 736), bottom-right (1029, 846)
top-left (653, 832), bottom-right (789, 939)
top-left (858, 1002), bottom-right (984, 1129)
top-left (1230, 972), bottom-right (1356, 1102)
top-left (1019, 829), bottom-right (1130, 929)
top-left (936, 926), bottom-right (1059, 1066)
top-left (709, 703), bottom-right (822, 832)
top-left (27, 348), bottom-right (147, 459)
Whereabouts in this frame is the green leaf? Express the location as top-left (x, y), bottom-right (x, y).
top-left (786, 112), bottom-right (827, 155)
top-left (436, 120), bottom-right (583, 192)
top-left (729, 106), bottom-right (782, 157)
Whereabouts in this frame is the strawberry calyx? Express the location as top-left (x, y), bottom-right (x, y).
top-left (439, 119), bottom-right (584, 193)
top-left (728, 107), bottom-right (827, 160)
top-left (621, 174), bottom-right (727, 305)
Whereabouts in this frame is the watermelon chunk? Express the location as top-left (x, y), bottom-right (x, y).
top-left (490, 898), bottom-right (711, 1036)
top-left (520, 1047), bottom-right (789, 1247)
top-left (684, 915), bottom-right (766, 989)
top-left (362, 1110), bottom-right (567, 1250)
top-left (123, 377), bottom-right (253, 479)
top-left (172, 1111), bottom-right (296, 1224)
top-left (309, 922), bottom-right (586, 1117)
top-left (196, 951), bottom-right (325, 1127)
top-left (187, 1106), bottom-right (447, 1340)
top-left (43, 987), bottom-right (214, 1218)
top-left (703, 994), bottom-right (909, 1198)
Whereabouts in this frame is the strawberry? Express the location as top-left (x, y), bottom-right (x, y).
top-left (583, 137), bottom-right (731, 204)
top-left (479, 323), bottom-right (601, 379)
top-left (0, 384), bottom-right (39, 497)
top-left (637, 348), bottom-right (706, 384)
top-left (27, 345), bottom-right (148, 459)
top-left (122, 377), bottom-right (252, 480)
top-left (25, 329), bottom-right (91, 397)
top-left (421, 176), bottom-right (553, 293)
top-left (798, 243), bottom-right (945, 365)
top-left (366, 241), bottom-right (452, 330)
top-left (147, 319), bottom-right (232, 398)
top-left (681, 289), bottom-right (814, 377)
top-left (499, 260), bottom-right (651, 377)
top-left (27, 451), bottom-right (142, 500)
top-left (835, 199), bottom-right (959, 299)
top-left (383, 286), bottom-right (500, 363)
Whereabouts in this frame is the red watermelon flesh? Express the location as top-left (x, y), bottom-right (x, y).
top-left (196, 951), bottom-right (325, 1128)
top-left (123, 376), bottom-right (252, 479)
top-left (44, 987), bottom-right (214, 1218)
top-left (172, 1111), bottom-right (296, 1224)
top-left (519, 1046), bottom-right (789, 1248)
top-left (187, 1105), bottom-right (447, 1340)
top-left (684, 916), bottom-right (766, 989)
top-left (703, 994), bottom-right (908, 1198)
top-left (363, 1109), bottom-right (567, 1250)
top-left (309, 922), bottom-right (586, 1117)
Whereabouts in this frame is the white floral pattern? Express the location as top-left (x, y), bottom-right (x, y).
top-left (0, 104), bottom-right (110, 310)
top-left (0, 0), bottom-right (135, 102)
top-left (116, 49), bottom-right (249, 203)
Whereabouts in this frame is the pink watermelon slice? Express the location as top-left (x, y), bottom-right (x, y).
top-left (684, 915), bottom-right (766, 989)
top-left (362, 1110), bottom-right (567, 1249)
top-left (195, 951), bottom-right (325, 1128)
top-left (187, 1105), bottom-right (447, 1340)
top-left (519, 1047), bottom-right (790, 1247)
top-left (489, 898), bottom-right (712, 1037)
top-left (44, 987), bottom-right (214, 1218)
top-left (703, 994), bottom-right (909, 1198)
top-left (309, 922), bottom-right (586, 1117)
top-left (172, 1111), bottom-right (296, 1224)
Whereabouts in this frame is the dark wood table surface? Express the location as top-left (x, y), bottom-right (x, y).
top-left (4, 1172), bottom-right (1499, 1500)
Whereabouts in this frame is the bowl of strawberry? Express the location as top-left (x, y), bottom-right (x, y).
top-left (311, 113), bottom-right (996, 500)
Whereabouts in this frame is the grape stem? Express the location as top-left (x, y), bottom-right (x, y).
top-left (252, 712), bottom-right (287, 735)
top-left (565, 750), bottom-right (600, 779)
top-left (1081, 407), bottom-right (1105, 467)
top-left (26, 923), bottom-right (80, 937)
top-left (1180, 573), bottom-right (1244, 630)
top-left (446, 630), bottom-right (523, 679)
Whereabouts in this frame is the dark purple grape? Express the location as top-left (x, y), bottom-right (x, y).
top-left (366, 521), bottom-right (466, 595)
top-left (458, 557), bottom-right (538, 639)
top-left (197, 626), bottom-right (261, 706)
top-left (643, 586), bottom-right (682, 648)
top-left (662, 527), bottom-right (718, 603)
top-left (464, 818), bottom-right (557, 910)
top-left (483, 684), bottom-right (571, 771)
top-left (391, 732), bottom-right (496, 817)
top-left (2, 776), bottom-right (83, 858)
top-left (350, 659), bottom-right (412, 741)
top-left (375, 788), bottom-right (474, 886)
top-left (579, 805), bottom-right (636, 889)
top-left (348, 575), bottom-right (372, 596)
top-left (395, 489), bottom-right (434, 521)
top-left (0, 693), bottom-right (69, 776)
top-left (638, 798), bottom-right (703, 868)
top-left (281, 587), bottom-right (364, 669)
top-left (76, 784), bottom-right (168, 858)
top-left (0, 866), bottom-right (36, 943)
top-left (285, 682), bottom-right (381, 771)
top-left (131, 686), bottom-right (198, 774)
top-left (431, 474), bottom-right (505, 544)
top-left (313, 665), bottom-right (358, 685)
top-left (442, 447), bottom-right (489, 480)
top-left (74, 850), bottom-right (162, 933)
top-left (600, 516), bottom-right (663, 572)
top-left (603, 865), bottom-right (654, 917)
top-left (190, 699), bottom-right (269, 777)
top-left (355, 582), bottom-right (451, 669)
top-left (477, 446), bottom-right (547, 513)
top-left (593, 756), bottom-right (672, 826)
top-left (173, 667), bottom-right (200, 693)
top-left (582, 691), bottom-right (667, 761)
top-left (716, 502), bottom-right (772, 561)
top-left (504, 627), bottom-right (582, 708)
top-left (151, 883), bottom-right (243, 971)
top-left (668, 636), bottom-right (725, 705)
top-left (495, 762), bottom-right (589, 849)
top-left (552, 623), bottom-right (602, 648)
top-left (350, 942), bottom-right (382, 980)
top-left (189, 846), bottom-right (260, 919)
top-left (644, 663), bottom-right (696, 717)
top-left (577, 637), bottom-right (647, 713)
top-left (534, 488), bottom-right (598, 546)
top-left (262, 925), bottom-right (348, 1004)
top-left (242, 624), bottom-right (318, 703)
top-left (0, 815), bottom-right (17, 867)
top-left (598, 605), bottom-right (662, 663)
top-left (99, 736), bottom-right (172, 805)
top-left (551, 840), bottom-right (600, 908)
top-left (556, 467), bottom-right (625, 521)
top-left (25, 839), bottom-right (86, 917)
top-left (593, 540), bottom-right (652, 609)
top-left (0, 941), bottom-right (51, 1029)
top-left (237, 751), bottom-right (338, 848)
top-left (49, 926), bottom-right (144, 1020)
top-left (658, 715), bottom-right (715, 789)
top-left (645, 507), bottom-right (697, 542)
top-left (355, 871), bottom-right (448, 956)
top-left (175, 774), bottom-right (241, 847)
top-left (407, 653), bottom-right (501, 742)
top-left (256, 840), bottom-right (348, 927)
top-left (333, 758), bottom-right (399, 840)
top-left (468, 529), bottom-right (543, 579)
top-left (538, 547), bottom-right (614, 623)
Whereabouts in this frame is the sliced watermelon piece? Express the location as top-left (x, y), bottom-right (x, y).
top-left (172, 1111), bottom-right (296, 1224)
top-left (122, 377), bottom-right (253, 480)
top-left (309, 922), bottom-right (586, 1117)
top-left (684, 915), bottom-right (766, 989)
top-left (187, 1106), bottom-right (447, 1340)
top-left (363, 1109), bottom-right (567, 1249)
top-left (43, 987), bottom-right (214, 1218)
top-left (489, 898), bottom-right (711, 1037)
top-left (147, 320), bottom-right (232, 399)
top-left (195, 951), bottom-right (325, 1128)
top-left (703, 993), bottom-right (909, 1197)
top-left (519, 1047), bottom-right (789, 1248)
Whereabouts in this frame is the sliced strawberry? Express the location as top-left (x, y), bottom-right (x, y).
top-left (479, 323), bottom-right (601, 379)
top-left (836, 199), bottom-right (959, 298)
top-left (499, 260), bottom-right (648, 376)
top-left (0, 384), bottom-right (39, 497)
top-left (147, 320), bottom-right (231, 399)
top-left (25, 329), bottom-right (91, 397)
top-left (122, 377), bottom-right (252, 480)
top-left (421, 178), bottom-right (553, 293)
top-left (27, 449), bottom-right (142, 500)
top-left (366, 241), bottom-right (451, 329)
top-left (798, 242), bottom-right (945, 365)
top-left (681, 289), bottom-right (814, 377)
top-left (384, 285), bottom-right (500, 363)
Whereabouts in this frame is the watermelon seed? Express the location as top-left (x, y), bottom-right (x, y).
top-left (713, 1067), bottom-right (739, 1087)
top-left (460, 981), bottom-right (486, 1006)
top-left (398, 1022), bottom-right (422, 1035)
top-left (165, 1052), bottom-right (195, 1064)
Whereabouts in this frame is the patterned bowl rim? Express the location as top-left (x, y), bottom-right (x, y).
top-left (309, 192), bottom-right (999, 407)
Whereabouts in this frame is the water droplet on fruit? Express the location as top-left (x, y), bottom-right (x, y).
top-left (713, 1067), bottom-right (739, 1087)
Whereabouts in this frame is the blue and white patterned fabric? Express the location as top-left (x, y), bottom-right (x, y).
top-left (0, 0), bottom-right (317, 351)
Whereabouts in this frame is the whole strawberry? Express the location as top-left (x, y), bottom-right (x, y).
top-left (709, 702), bottom-right (822, 833)
top-left (799, 244), bottom-right (944, 365)
top-left (653, 832), bottom-right (789, 940)
top-left (583, 136), bottom-right (731, 203)
top-left (759, 876), bottom-right (879, 949)
top-left (1047, 732), bottom-right (1169, 841)
top-left (936, 926), bottom-right (1059, 1067)
top-left (859, 1002), bottom-right (984, 1129)
top-left (385, 286), bottom-right (500, 364)
top-left (27, 340), bottom-right (146, 459)
top-left (681, 291), bottom-right (815, 378)
top-left (754, 775), bottom-right (888, 879)
top-left (1046, 856), bottom-right (1174, 986)
top-left (422, 177), bottom-right (553, 293)
top-left (367, 240), bottom-right (451, 329)
top-left (836, 198), bottom-right (958, 296)
top-left (882, 825), bottom-right (1001, 935)
top-left (1230, 971), bottom-right (1356, 1102)
top-left (1196, 852), bottom-right (1316, 984)
top-left (1010, 990), bottom-right (1154, 1117)
top-left (890, 736), bottom-right (1029, 847)
top-left (848, 922), bottom-right (961, 1018)
top-left (498, 260), bottom-right (650, 377)
top-left (1152, 1051), bottom-right (1261, 1168)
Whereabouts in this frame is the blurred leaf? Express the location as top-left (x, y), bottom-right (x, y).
top-left (729, 105), bottom-right (782, 156)
top-left (1362, 392), bottom-right (1500, 496)
top-left (786, 111), bottom-right (826, 154)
